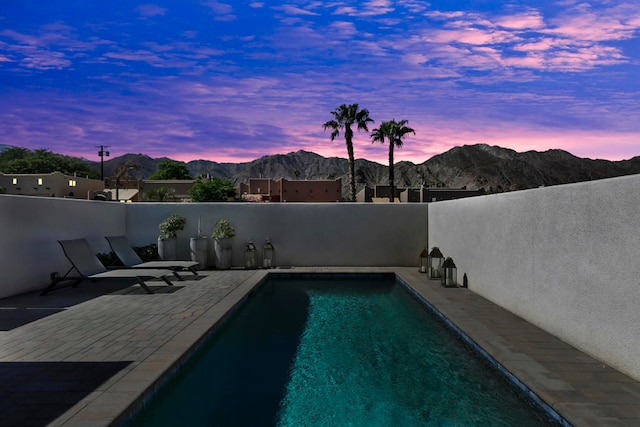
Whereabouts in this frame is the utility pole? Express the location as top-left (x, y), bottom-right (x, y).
top-left (97, 145), bottom-right (110, 180)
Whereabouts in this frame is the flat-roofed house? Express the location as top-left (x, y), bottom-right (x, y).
top-left (240, 178), bottom-right (342, 202)
top-left (0, 172), bottom-right (105, 199)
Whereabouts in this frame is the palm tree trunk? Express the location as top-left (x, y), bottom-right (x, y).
top-left (389, 142), bottom-right (394, 203)
top-left (347, 138), bottom-right (356, 202)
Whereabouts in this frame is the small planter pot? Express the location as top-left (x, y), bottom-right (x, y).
top-left (158, 237), bottom-right (177, 261)
top-left (190, 237), bottom-right (209, 269)
top-left (213, 238), bottom-right (232, 270)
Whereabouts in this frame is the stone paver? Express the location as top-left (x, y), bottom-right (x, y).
top-left (0, 267), bottom-right (637, 426)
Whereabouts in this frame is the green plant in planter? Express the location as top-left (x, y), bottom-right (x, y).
top-left (159, 214), bottom-right (187, 239)
top-left (211, 219), bottom-right (235, 239)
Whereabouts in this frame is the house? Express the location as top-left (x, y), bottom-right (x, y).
top-left (0, 172), bottom-right (105, 200)
top-left (102, 179), bottom-right (199, 202)
top-left (357, 185), bottom-right (484, 203)
top-left (240, 178), bottom-right (342, 202)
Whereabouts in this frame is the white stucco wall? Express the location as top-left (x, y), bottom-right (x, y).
top-left (0, 198), bottom-right (428, 298)
top-left (428, 174), bottom-right (640, 381)
top-left (0, 195), bottom-right (127, 298)
top-left (126, 203), bottom-right (429, 267)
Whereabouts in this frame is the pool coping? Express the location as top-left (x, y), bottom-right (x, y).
top-left (1, 267), bottom-right (638, 426)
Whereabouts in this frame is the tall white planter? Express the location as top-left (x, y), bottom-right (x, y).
top-left (158, 237), bottom-right (177, 261)
top-left (213, 238), bottom-right (232, 270)
top-left (190, 237), bottom-right (209, 269)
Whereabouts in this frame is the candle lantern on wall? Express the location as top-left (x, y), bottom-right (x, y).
top-left (419, 248), bottom-right (429, 273)
top-left (428, 247), bottom-right (444, 279)
top-left (441, 257), bottom-right (457, 287)
top-left (263, 239), bottom-right (276, 268)
top-left (244, 241), bottom-right (257, 269)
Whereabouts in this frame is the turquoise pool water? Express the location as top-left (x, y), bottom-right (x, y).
top-left (128, 274), bottom-right (559, 426)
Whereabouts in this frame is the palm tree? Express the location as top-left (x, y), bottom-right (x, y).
top-left (371, 119), bottom-right (415, 202)
top-left (323, 104), bottom-right (373, 202)
top-left (144, 187), bottom-right (175, 202)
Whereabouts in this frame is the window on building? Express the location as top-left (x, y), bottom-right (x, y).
top-left (69, 180), bottom-right (77, 187)
top-left (12, 178), bottom-right (18, 185)
top-left (37, 178), bottom-right (43, 185)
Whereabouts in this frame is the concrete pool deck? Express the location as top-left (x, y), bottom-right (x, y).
top-left (0, 268), bottom-right (638, 426)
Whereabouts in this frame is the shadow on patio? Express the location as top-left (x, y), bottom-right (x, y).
top-left (0, 279), bottom-right (182, 331)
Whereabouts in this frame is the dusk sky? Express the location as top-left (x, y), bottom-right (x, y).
top-left (1, 1), bottom-right (639, 165)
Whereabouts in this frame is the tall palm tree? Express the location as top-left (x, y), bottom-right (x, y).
top-left (323, 104), bottom-right (373, 202)
top-left (371, 119), bottom-right (415, 202)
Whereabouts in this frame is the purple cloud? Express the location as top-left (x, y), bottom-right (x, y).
top-left (0, 0), bottom-right (639, 165)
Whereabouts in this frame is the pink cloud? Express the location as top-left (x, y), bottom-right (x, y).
top-left (546, 7), bottom-right (639, 42)
top-left (495, 10), bottom-right (545, 30)
top-left (425, 27), bottom-right (517, 45)
top-left (409, 3), bottom-right (640, 74)
top-left (513, 38), bottom-right (555, 52)
top-left (425, 11), bottom-right (466, 19)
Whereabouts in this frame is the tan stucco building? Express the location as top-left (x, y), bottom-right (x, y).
top-left (0, 172), bottom-right (105, 199)
top-left (239, 178), bottom-right (342, 202)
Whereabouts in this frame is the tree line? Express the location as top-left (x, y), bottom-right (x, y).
top-left (0, 148), bottom-right (235, 202)
top-left (323, 103), bottom-right (415, 202)
top-left (0, 147), bottom-right (100, 179)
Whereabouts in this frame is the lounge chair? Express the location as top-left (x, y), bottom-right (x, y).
top-left (41, 239), bottom-right (177, 295)
top-left (105, 235), bottom-right (199, 275)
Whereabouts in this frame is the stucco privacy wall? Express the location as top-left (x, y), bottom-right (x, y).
top-left (428, 174), bottom-right (640, 381)
top-left (126, 202), bottom-right (429, 267)
top-left (0, 197), bottom-right (428, 298)
top-left (0, 195), bottom-right (127, 299)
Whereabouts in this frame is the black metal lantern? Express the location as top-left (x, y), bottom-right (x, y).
top-left (441, 257), bottom-right (457, 287)
top-left (428, 247), bottom-right (444, 279)
top-left (263, 239), bottom-right (275, 268)
top-left (419, 248), bottom-right (429, 273)
top-left (244, 241), bottom-right (257, 269)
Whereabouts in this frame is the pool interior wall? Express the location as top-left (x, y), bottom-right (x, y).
top-left (124, 273), bottom-right (567, 426)
top-left (398, 276), bottom-right (570, 427)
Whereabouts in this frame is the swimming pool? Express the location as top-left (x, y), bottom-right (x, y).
top-left (128, 273), bottom-right (560, 426)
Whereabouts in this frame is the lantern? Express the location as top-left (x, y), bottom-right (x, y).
top-left (244, 241), bottom-right (257, 269)
top-left (441, 257), bottom-right (457, 287)
top-left (263, 239), bottom-right (276, 268)
top-left (428, 247), bottom-right (444, 279)
top-left (419, 248), bottom-right (429, 273)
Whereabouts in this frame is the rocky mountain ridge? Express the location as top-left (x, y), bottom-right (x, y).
top-left (3, 143), bottom-right (638, 197)
top-left (96, 144), bottom-right (640, 197)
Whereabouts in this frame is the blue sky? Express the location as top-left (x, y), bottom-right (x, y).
top-left (1, 0), bottom-right (639, 164)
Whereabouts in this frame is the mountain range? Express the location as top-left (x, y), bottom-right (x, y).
top-left (96, 144), bottom-right (640, 196)
top-left (2, 143), bottom-right (639, 197)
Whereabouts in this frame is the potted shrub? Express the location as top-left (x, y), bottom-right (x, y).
top-left (158, 214), bottom-right (186, 261)
top-left (211, 219), bottom-right (235, 269)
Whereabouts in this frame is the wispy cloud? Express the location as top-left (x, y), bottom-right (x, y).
top-left (332, 0), bottom-right (394, 16)
top-left (412, 3), bottom-right (640, 73)
top-left (202, 1), bottom-right (236, 21)
top-left (0, 0), bottom-right (639, 163)
top-left (136, 4), bottom-right (167, 18)
top-left (274, 5), bottom-right (320, 16)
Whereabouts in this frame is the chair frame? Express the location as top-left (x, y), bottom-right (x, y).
top-left (41, 239), bottom-right (176, 296)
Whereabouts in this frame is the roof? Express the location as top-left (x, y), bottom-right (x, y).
top-left (104, 188), bottom-right (139, 201)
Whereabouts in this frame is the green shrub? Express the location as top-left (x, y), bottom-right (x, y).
top-left (96, 251), bottom-right (122, 267)
top-left (97, 243), bottom-right (160, 266)
top-left (134, 243), bottom-right (160, 261)
top-left (159, 214), bottom-right (186, 239)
